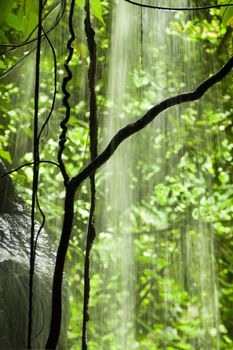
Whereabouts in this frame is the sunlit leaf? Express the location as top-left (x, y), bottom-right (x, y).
top-left (219, 0), bottom-right (233, 26)
top-left (0, 149), bottom-right (12, 164)
top-left (90, 0), bottom-right (104, 24)
top-left (0, 60), bottom-right (5, 68)
top-left (76, 0), bottom-right (104, 24)
top-left (0, 0), bottom-right (13, 25)
top-left (76, 0), bottom-right (85, 8)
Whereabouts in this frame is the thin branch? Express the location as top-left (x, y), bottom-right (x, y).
top-left (34, 193), bottom-right (46, 255)
top-left (27, 0), bottom-right (43, 347)
top-left (123, 0), bottom-right (233, 11)
top-left (0, 161), bottom-right (60, 180)
top-left (31, 296), bottom-right (45, 341)
top-left (0, 48), bottom-right (37, 80)
top-left (82, 0), bottom-right (98, 348)
top-left (57, 0), bottom-right (76, 185)
top-left (35, 14), bottom-right (54, 262)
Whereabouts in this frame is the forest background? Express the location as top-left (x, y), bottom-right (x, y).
top-left (0, 0), bottom-right (233, 349)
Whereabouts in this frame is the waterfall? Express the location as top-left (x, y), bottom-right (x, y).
top-left (93, 1), bottom-right (222, 349)
top-left (1, 1), bottom-right (231, 348)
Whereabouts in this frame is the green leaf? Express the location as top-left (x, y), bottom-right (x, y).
top-left (218, 171), bottom-right (230, 184)
top-left (76, 0), bottom-right (85, 8)
top-left (0, 0), bottom-right (13, 25)
top-left (3, 1), bottom-right (38, 37)
top-left (6, 13), bottom-right (23, 31)
top-left (176, 343), bottom-right (191, 350)
top-left (23, 2), bottom-right (38, 39)
top-left (219, 0), bottom-right (233, 26)
top-left (0, 149), bottom-right (12, 164)
top-left (76, 0), bottom-right (104, 24)
top-left (0, 29), bottom-right (9, 44)
top-left (0, 60), bottom-right (6, 69)
top-left (90, 0), bottom-right (104, 24)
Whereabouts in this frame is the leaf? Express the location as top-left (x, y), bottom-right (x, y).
top-left (0, 149), bottom-right (12, 164)
top-left (24, 1), bottom-right (38, 39)
top-left (73, 40), bottom-right (88, 58)
top-left (0, 29), bottom-right (9, 44)
top-left (4, 1), bottom-right (38, 37)
top-left (90, 0), bottom-right (104, 24)
top-left (219, 0), bottom-right (233, 27)
top-left (0, 0), bottom-right (13, 25)
top-left (76, 0), bottom-right (85, 8)
top-left (0, 60), bottom-right (6, 69)
top-left (76, 0), bottom-right (105, 24)
top-left (176, 343), bottom-right (191, 350)
top-left (6, 13), bottom-right (23, 31)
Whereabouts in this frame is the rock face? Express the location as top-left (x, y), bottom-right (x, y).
top-left (0, 163), bottom-right (20, 215)
top-left (0, 163), bottom-right (67, 349)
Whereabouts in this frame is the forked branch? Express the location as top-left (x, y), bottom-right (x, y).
top-left (72, 55), bottom-right (233, 189)
top-left (46, 55), bottom-right (233, 349)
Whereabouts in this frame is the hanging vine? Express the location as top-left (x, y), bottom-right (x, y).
top-left (27, 0), bottom-right (43, 348)
top-left (46, 0), bottom-right (76, 347)
top-left (57, 0), bottom-right (76, 184)
top-left (82, 0), bottom-right (98, 349)
top-left (0, 1), bottom-right (233, 349)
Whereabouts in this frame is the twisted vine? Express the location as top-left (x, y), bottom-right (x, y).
top-left (57, 0), bottom-right (76, 184)
top-left (82, 0), bottom-right (98, 348)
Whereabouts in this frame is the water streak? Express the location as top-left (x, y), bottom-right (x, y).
top-left (93, 0), bottom-right (222, 349)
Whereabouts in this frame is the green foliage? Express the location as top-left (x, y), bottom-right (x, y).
top-left (0, 0), bottom-right (38, 44)
top-left (0, 1), bottom-right (233, 349)
top-left (76, 0), bottom-right (105, 24)
top-left (219, 0), bottom-right (233, 27)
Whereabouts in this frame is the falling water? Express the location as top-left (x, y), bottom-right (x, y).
top-left (93, 0), bottom-right (223, 349)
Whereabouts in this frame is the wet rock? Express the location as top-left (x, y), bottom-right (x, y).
top-left (0, 162), bottom-right (68, 349)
